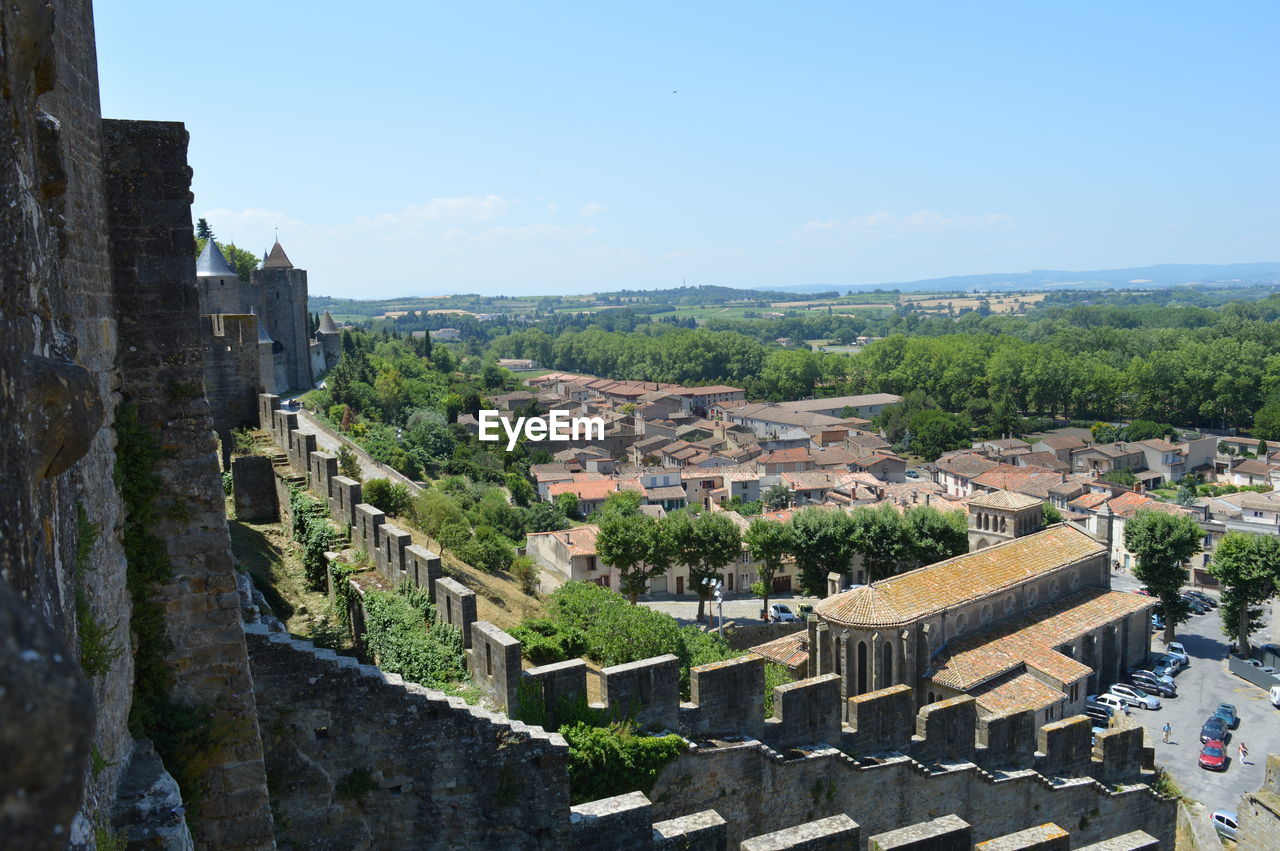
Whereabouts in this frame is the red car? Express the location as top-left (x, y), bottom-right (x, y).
top-left (1199, 740), bottom-right (1228, 771)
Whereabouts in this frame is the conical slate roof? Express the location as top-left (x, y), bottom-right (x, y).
top-left (317, 310), bottom-right (339, 334)
top-left (263, 240), bottom-right (293, 269)
top-left (196, 239), bottom-right (238, 278)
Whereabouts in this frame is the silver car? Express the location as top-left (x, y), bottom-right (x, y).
top-left (1211, 810), bottom-right (1238, 841)
top-left (1108, 683), bottom-right (1160, 710)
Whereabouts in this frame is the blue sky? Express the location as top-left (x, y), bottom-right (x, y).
top-left (95, 1), bottom-right (1279, 298)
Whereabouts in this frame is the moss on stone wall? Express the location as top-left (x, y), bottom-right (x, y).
top-left (113, 401), bottom-right (221, 819)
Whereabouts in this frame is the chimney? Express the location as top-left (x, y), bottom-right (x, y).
top-left (925, 493), bottom-right (931, 507)
top-left (912, 489), bottom-right (918, 504)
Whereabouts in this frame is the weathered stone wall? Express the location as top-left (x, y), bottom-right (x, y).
top-left (3, 0), bottom-right (134, 841)
top-left (232, 455), bottom-right (278, 522)
top-left (254, 267), bottom-right (312, 391)
top-left (246, 623), bottom-right (572, 848)
top-left (201, 313), bottom-right (260, 450)
top-left (1238, 753), bottom-right (1280, 851)
top-left (102, 118), bottom-right (274, 849)
top-left (648, 742), bottom-right (1174, 848)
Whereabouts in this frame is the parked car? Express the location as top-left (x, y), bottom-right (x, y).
top-left (1214, 703), bottom-right (1239, 729)
top-left (1270, 685), bottom-right (1280, 708)
top-left (1245, 659), bottom-right (1279, 674)
top-left (905, 469), bottom-right (920, 479)
top-left (769, 604), bottom-right (797, 623)
top-left (1134, 589), bottom-right (1153, 596)
top-left (1181, 594), bottom-right (1209, 615)
top-left (1200, 716), bottom-right (1229, 744)
top-left (1211, 810), bottom-right (1238, 841)
top-left (1151, 614), bottom-right (1165, 630)
top-left (1259, 642), bottom-right (1280, 656)
top-left (1132, 666), bottom-right (1176, 687)
top-left (1129, 673), bottom-right (1176, 698)
top-left (1164, 642), bottom-right (1189, 666)
top-left (796, 604), bottom-right (815, 618)
top-left (1109, 684), bottom-right (1160, 710)
top-left (1185, 590), bottom-right (1217, 608)
top-left (1199, 740), bottom-right (1228, 771)
top-left (1154, 654), bottom-right (1183, 674)
top-left (1087, 694), bottom-right (1130, 715)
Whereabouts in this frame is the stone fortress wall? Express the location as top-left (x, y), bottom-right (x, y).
top-left (255, 393), bottom-right (1176, 848)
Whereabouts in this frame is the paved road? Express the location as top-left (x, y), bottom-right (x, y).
top-left (643, 591), bottom-right (821, 627)
top-left (283, 401), bottom-right (423, 494)
top-left (1109, 571), bottom-right (1279, 817)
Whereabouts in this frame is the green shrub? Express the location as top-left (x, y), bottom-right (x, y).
top-left (560, 722), bottom-right (685, 805)
top-left (362, 584), bottom-right (466, 688)
top-left (363, 478), bottom-right (413, 516)
top-left (510, 618), bottom-right (588, 665)
top-left (537, 582), bottom-right (736, 697)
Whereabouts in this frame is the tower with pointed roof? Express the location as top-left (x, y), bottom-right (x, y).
top-left (196, 236), bottom-right (314, 394)
top-left (315, 309), bottom-right (342, 371)
top-left (250, 238), bottom-right (313, 390)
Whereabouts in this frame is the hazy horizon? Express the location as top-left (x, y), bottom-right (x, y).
top-left (96, 2), bottom-right (1280, 299)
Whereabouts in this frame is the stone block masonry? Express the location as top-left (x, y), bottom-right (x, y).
top-left (740, 814), bottom-right (860, 850)
top-left (231, 455), bottom-right (277, 522)
top-left (245, 623), bottom-right (572, 848)
top-left (469, 621), bottom-right (522, 712)
top-left (869, 813), bottom-right (970, 850)
top-left (103, 119), bottom-right (273, 848)
top-left (601, 654), bottom-right (682, 731)
top-left (436, 576), bottom-right (478, 648)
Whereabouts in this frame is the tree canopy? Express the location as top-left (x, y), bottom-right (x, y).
top-left (1124, 509), bottom-right (1204, 642)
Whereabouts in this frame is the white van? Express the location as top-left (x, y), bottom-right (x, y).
top-left (1270, 685), bottom-right (1280, 708)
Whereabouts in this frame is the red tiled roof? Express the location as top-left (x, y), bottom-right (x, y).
top-left (751, 632), bottom-right (810, 669)
top-left (929, 588), bottom-right (1153, 690)
top-left (814, 526), bottom-right (1104, 628)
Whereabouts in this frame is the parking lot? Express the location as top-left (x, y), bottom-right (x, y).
top-left (1110, 572), bottom-right (1279, 819)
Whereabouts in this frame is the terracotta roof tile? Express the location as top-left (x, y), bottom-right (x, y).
top-left (928, 588), bottom-right (1153, 690)
top-left (972, 673), bottom-right (1066, 715)
top-left (750, 632), bottom-right (810, 668)
top-left (814, 526), bottom-right (1104, 628)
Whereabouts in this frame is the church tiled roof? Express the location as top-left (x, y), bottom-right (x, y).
top-left (813, 525), bottom-right (1104, 628)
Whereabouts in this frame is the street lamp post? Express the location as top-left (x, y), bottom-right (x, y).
top-left (703, 577), bottom-right (724, 638)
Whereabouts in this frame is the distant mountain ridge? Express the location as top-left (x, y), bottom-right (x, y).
top-left (757, 262), bottom-right (1280, 294)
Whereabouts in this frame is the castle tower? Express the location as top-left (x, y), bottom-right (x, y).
top-left (195, 237), bottom-right (250, 314)
top-left (252, 239), bottom-right (313, 391)
top-left (315, 309), bottom-right (342, 373)
top-left (966, 490), bottom-right (1044, 551)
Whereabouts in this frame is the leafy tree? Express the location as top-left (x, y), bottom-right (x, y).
top-left (1208, 532), bottom-right (1280, 654)
top-left (1099, 468), bottom-right (1137, 487)
top-left (1091, 422), bottom-right (1120, 444)
top-left (786, 508), bottom-right (856, 596)
top-left (665, 510), bottom-right (742, 622)
top-left (556, 492), bottom-right (580, 520)
top-left (1042, 502), bottom-right (1063, 525)
top-left (362, 478), bottom-right (413, 517)
top-left (525, 501), bottom-right (570, 533)
top-left (596, 511), bottom-right (664, 604)
top-left (196, 217), bottom-right (214, 240)
top-left (438, 521), bottom-right (470, 554)
top-left (850, 504), bottom-right (909, 581)
top-left (1122, 420), bottom-right (1174, 442)
top-left (1124, 509), bottom-right (1204, 642)
top-left (900, 505), bottom-right (968, 569)
top-left (1253, 400), bottom-right (1280, 442)
top-left (762, 483), bottom-right (792, 511)
top-left (457, 525), bottom-right (515, 572)
top-left (905, 409), bottom-right (971, 459)
top-left (744, 519), bottom-right (793, 619)
top-left (505, 472), bottom-right (535, 507)
top-left (336, 445), bottom-right (361, 481)
top-left (510, 554), bottom-right (541, 596)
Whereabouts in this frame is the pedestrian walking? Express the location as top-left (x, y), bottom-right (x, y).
top-left (1239, 742), bottom-right (1249, 764)
top-left (1162, 722), bottom-right (1171, 743)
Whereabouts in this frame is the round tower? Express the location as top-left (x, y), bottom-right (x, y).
top-left (195, 238), bottom-right (248, 314)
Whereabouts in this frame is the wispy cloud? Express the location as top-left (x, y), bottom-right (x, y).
top-left (802, 209), bottom-right (1014, 236)
top-left (353, 194), bottom-right (510, 229)
top-left (580, 201), bottom-right (606, 217)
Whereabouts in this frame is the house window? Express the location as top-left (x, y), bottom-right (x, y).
top-left (585, 556), bottom-right (596, 571)
top-left (1069, 683), bottom-right (1079, 702)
